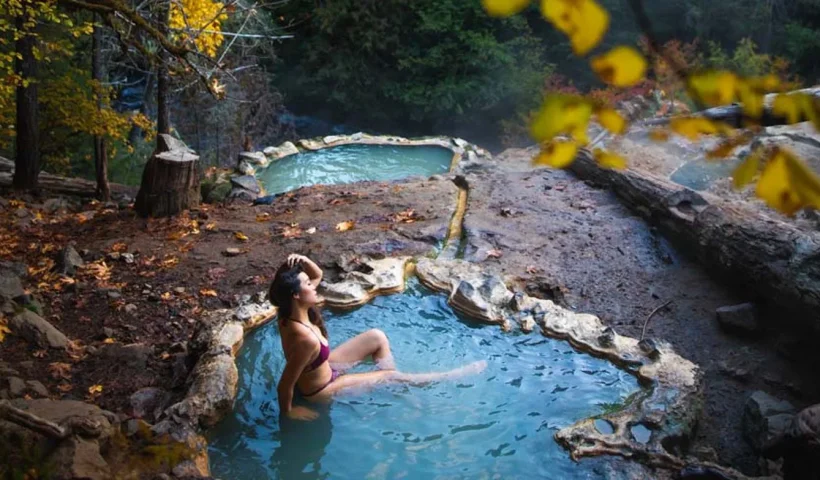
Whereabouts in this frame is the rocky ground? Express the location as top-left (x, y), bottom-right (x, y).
top-left (1, 133), bottom-right (818, 477)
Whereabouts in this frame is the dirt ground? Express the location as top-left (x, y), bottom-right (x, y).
top-left (1, 146), bottom-right (817, 476)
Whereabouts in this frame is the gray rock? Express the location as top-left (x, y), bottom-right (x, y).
top-left (0, 362), bottom-right (19, 376)
top-left (0, 261), bottom-right (27, 278)
top-left (57, 245), bottom-right (85, 276)
top-left (129, 387), bottom-right (171, 422)
top-left (743, 390), bottom-right (797, 451)
top-left (26, 380), bottom-right (49, 398)
top-left (43, 197), bottom-right (69, 213)
top-left (230, 175), bottom-right (261, 194)
top-left (14, 207), bottom-right (29, 218)
top-left (174, 287), bottom-right (186, 294)
top-left (227, 187), bottom-right (258, 202)
top-left (718, 360), bottom-right (751, 382)
top-left (236, 159), bottom-right (255, 176)
top-left (716, 303), bottom-right (759, 334)
top-left (264, 141), bottom-right (299, 159)
top-left (121, 253), bottom-right (135, 264)
top-left (7, 377), bottom-right (26, 397)
top-left (106, 290), bottom-right (122, 300)
top-left (224, 247), bottom-right (242, 257)
top-left (99, 343), bottom-right (153, 369)
top-left (0, 269), bottom-right (24, 302)
top-left (205, 182), bottom-right (232, 204)
top-left (9, 310), bottom-right (69, 349)
top-left (103, 327), bottom-right (116, 338)
top-left (124, 304), bottom-right (138, 315)
top-left (238, 151), bottom-right (267, 165)
top-left (47, 436), bottom-right (111, 480)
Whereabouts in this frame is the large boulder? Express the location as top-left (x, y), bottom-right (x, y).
top-left (0, 268), bottom-right (24, 303)
top-left (8, 310), bottom-right (69, 349)
top-left (263, 141), bottom-right (299, 160)
top-left (716, 303), bottom-right (759, 335)
top-left (56, 245), bottom-right (85, 276)
top-left (743, 390), bottom-right (797, 451)
top-left (765, 403), bottom-right (820, 480)
top-left (448, 274), bottom-right (514, 325)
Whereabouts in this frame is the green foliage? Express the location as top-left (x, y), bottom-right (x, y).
top-left (275, 0), bottom-right (549, 139)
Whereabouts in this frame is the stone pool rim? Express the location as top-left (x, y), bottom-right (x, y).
top-left (239, 133), bottom-right (494, 194)
top-left (150, 251), bottom-right (754, 479)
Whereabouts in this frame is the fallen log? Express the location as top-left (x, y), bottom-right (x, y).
top-left (569, 148), bottom-right (820, 328)
top-left (0, 171), bottom-right (136, 197)
top-left (640, 86), bottom-right (820, 128)
top-left (0, 156), bottom-right (136, 197)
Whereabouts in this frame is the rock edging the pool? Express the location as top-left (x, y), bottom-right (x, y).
top-left (160, 255), bottom-right (764, 479)
top-left (216, 133), bottom-right (492, 203)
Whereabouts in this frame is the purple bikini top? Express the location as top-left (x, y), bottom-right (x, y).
top-left (289, 320), bottom-right (329, 371)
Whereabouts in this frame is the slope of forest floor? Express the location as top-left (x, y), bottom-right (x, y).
top-left (1, 147), bottom-right (817, 476)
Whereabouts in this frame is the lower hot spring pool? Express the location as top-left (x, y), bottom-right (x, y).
top-left (207, 279), bottom-right (639, 479)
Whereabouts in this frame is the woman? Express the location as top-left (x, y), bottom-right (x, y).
top-left (270, 253), bottom-right (487, 421)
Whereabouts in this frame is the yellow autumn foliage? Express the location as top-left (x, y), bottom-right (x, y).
top-left (169, 0), bottom-right (228, 58)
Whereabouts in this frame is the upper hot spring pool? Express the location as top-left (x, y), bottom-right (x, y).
top-left (255, 144), bottom-right (454, 194)
top-left (207, 279), bottom-right (639, 479)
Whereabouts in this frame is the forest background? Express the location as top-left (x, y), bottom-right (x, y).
top-left (1, 0), bottom-right (818, 188)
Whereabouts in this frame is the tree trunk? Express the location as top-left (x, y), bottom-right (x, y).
top-left (13, 4), bottom-right (40, 191)
top-left (92, 14), bottom-right (110, 201)
top-left (569, 149), bottom-right (820, 329)
top-left (156, 0), bottom-right (171, 136)
top-left (135, 134), bottom-right (200, 217)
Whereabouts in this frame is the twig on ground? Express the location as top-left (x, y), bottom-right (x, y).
top-left (640, 299), bottom-right (673, 341)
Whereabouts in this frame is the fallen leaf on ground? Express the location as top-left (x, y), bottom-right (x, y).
top-left (487, 249), bottom-right (503, 258)
top-left (204, 222), bottom-right (217, 231)
top-left (306, 227), bottom-right (317, 234)
top-left (32, 350), bottom-right (48, 358)
top-left (48, 362), bottom-right (72, 380)
top-left (336, 220), bottom-right (355, 232)
top-left (200, 288), bottom-right (218, 297)
top-left (235, 231), bottom-right (249, 242)
top-left (88, 384), bottom-right (103, 395)
top-left (526, 265), bottom-right (539, 274)
top-left (57, 383), bottom-right (73, 393)
top-left (111, 242), bottom-right (128, 252)
top-left (282, 224), bottom-right (302, 238)
top-left (0, 317), bottom-right (10, 343)
top-left (103, 338), bottom-right (115, 344)
top-left (161, 292), bottom-right (172, 301)
top-left (256, 213), bottom-right (271, 222)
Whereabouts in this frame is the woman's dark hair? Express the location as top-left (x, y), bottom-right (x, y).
top-left (269, 262), bottom-right (328, 339)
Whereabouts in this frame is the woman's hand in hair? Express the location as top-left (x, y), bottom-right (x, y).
top-left (287, 253), bottom-right (310, 268)
top-left (287, 253), bottom-right (323, 285)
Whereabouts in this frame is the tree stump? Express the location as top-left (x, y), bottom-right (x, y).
top-left (135, 134), bottom-right (200, 217)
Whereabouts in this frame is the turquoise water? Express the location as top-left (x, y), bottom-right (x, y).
top-left (207, 280), bottom-right (639, 479)
top-left (669, 158), bottom-right (740, 191)
top-left (256, 144), bottom-right (454, 194)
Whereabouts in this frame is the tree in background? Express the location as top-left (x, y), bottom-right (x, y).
top-left (274, 0), bottom-right (549, 146)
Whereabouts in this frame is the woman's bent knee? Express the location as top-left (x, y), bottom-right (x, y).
top-left (369, 328), bottom-right (388, 343)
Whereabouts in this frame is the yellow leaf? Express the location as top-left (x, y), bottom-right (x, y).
top-left (235, 231), bottom-right (249, 242)
top-left (688, 71), bottom-right (737, 106)
top-left (593, 149), bottom-right (627, 170)
top-left (88, 384), bottom-right (103, 394)
top-left (161, 292), bottom-right (172, 301)
top-left (103, 337), bottom-right (115, 344)
top-left (199, 288), bottom-right (218, 297)
top-left (755, 150), bottom-right (804, 216)
top-left (336, 221), bottom-right (355, 232)
top-left (533, 140), bottom-right (578, 168)
top-left (530, 94), bottom-right (593, 143)
top-left (669, 117), bottom-right (731, 141)
top-left (482, 0), bottom-right (530, 17)
top-left (648, 129), bottom-right (670, 142)
top-left (590, 46), bottom-right (647, 87)
top-left (256, 213), bottom-right (271, 222)
top-left (204, 222), bottom-right (217, 231)
top-left (0, 320), bottom-right (10, 343)
top-left (705, 131), bottom-right (755, 160)
top-left (732, 149), bottom-right (761, 189)
top-left (596, 107), bottom-right (627, 134)
top-left (541, 0), bottom-right (609, 56)
top-left (781, 148), bottom-right (820, 209)
top-left (771, 94), bottom-right (802, 124)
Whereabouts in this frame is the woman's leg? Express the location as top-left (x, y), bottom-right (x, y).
top-left (306, 360), bottom-right (488, 402)
top-left (329, 328), bottom-right (395, 370)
